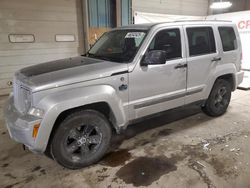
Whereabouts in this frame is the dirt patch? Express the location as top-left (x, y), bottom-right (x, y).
top-left (4, 182), bottom-right (20, 188)
top-left (96, 167), bottom-right (108, 174)
top-left (40, 169), bottom-right (46, 175)
top-left (1, 163), bottom-right (9, 168)
top-left (97, 175), bottom-right (109, 182)
top-left (181, 144), bottom-right (209, 161)
top-left (100, 149), bottom-right (132, 167)
top-left (31, 166), bottom-right (41, 172)
top-left (134, 139), bottom-right (151, 147)
top-left (0, 156), bottom-right (9, 161)
top-left (189, 160), bottom-right (215, 188)
top-left (207, 155), bottom-right (236, 178)
top-left (24, 176), bottom-right (34, 184)
top-left (115, 156), bottom-right (178, 187)
top-left (4, 173), bottom-right (17, 179)
top-left (152, 128), bottom-right (173, 137)
top-left (3, 176), bottom-right (34, 188)
top-left (181, 143), bottom-right (237, 178)
top-left (7, 144), bottom-right (29, 159)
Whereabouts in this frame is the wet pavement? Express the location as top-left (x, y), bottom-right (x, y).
top-left (0, 90), bottom-right (250, 188)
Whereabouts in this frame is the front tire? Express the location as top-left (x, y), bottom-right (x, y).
top-left (202, 79), bottom-right (232, 117)
top-left (51, 110), bottom-right (112, 169)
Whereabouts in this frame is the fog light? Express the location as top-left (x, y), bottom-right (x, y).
top-left (32, 124), bottom-right (40, 138)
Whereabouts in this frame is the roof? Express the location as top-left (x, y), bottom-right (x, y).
top-left (116, 20), bottom-right (233, 30)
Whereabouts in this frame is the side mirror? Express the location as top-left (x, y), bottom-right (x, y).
top-left (141, 50), bottom-right (167, 66)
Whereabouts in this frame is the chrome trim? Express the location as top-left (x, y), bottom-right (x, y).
top-left (186, 88), bottom-right (203, 96)
top-left (134, 93), bottom-right (185, 109)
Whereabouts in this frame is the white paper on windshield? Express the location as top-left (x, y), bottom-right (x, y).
top-left (125, 32), bottom-right (145, 38)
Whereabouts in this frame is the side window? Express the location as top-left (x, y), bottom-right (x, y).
top-left (148, 29), bottom-right (182, 60)
top-left (218, 27), bottom-right (237, 51)
top-left (187, 27), bottom-right (216, 56)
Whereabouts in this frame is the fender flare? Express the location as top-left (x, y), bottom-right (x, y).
top-left (34, 85), bottom-right (127, 152)
top-left (203, 63), bottom-right (237, 99)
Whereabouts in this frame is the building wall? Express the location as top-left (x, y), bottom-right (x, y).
top-left (211, 0), bottom-right (250, 15)
top-left (132, 0), bottom-right (209, 16)
top-left (247, 0), bottom-right (250, 9)
top-left (0, 0), bottom-right (83, 95)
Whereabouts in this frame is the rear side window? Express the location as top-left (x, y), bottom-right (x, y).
top-left (187, 27), bottom-right (216, 56)
top-left (218, 27), bottom-right (237, 51)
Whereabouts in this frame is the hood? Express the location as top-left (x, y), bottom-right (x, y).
top-left (16, 56), bottom-right (128, 92)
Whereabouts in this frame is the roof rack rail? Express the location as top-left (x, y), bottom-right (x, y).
top-left (172, 20), bottom-right (232, 23)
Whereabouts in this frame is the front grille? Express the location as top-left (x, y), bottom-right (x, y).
top-left (13, 78), bottom-right (31, 114)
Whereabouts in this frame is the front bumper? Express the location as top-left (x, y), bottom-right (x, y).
top-left (3, 95), bottom-right (42, 152)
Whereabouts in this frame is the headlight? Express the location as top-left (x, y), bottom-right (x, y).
top-left (19, 86), bottom-right (32, 113)
top-left (28, 107), bottom-right (44, 118)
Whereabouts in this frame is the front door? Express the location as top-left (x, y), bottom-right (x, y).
top-left (128, 26), bottom-right (187, 119)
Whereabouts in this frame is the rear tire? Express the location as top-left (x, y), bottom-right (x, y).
top-left (202, 79), bottom-right (231, 117)
top-left (51, 110), bottom-right (112, 169)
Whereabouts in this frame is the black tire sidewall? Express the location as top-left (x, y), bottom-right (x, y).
top-left (51, 110), bottom-right (112, 169)
top-left (203, 79), bottom-right (231, 117)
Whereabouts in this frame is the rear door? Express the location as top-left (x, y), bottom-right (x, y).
top-left (184, 25), bottom-right (219, 104)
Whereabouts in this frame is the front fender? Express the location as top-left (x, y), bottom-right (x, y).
top-left (34, 85), bottom-right (127, 152)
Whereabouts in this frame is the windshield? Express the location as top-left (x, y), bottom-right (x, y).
top-left (87, 30), bottom-right (147, 63)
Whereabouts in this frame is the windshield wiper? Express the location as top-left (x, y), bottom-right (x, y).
top-left (96, 56), bottom-right (112, 61)
top-left (87, 53), bottom-right (112, 61)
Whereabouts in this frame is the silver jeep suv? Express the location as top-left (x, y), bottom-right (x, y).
top-left (4, 21), bottom-right (244, 169)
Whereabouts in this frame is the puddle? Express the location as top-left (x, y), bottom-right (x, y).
top-left (100, 149), bottom-right (132, 167)
top-left (116, 156), bottom-right (177, 187)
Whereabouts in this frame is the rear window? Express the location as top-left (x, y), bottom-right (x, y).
top-left (218, 27), bottom-right (237, 52)
top-left (187, 27), bottom-right (216, 56)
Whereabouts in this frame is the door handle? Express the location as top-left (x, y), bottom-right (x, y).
top-left (175, 63), bottom-right (187, 69)
top-left (119, 84), bottom-right (128, 91)
top-left (211, 57), bottom-right (221, 62)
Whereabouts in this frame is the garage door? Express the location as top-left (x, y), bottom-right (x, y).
top-left (0, 0), bottom-right (83, 96)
